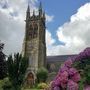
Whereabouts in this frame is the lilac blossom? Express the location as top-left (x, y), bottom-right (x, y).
top-left (67, 80), bottom-right (79, 90)
top-left (84, 85), bottom-right (90, 90)
top-left (74, 47), bottom-right (90, 61)
top-left (51, 48), bottom-right (90, 90)
top-left (53, 86), bottom-right (60, 90)
top-left (64, 59), bottom-right (73, 68)
top-left (68, 68), bottom-right (78, 76)
top-left (71, 73), bottom-right (81, 82)
top-left (60, 64), bottom-right (69, 73)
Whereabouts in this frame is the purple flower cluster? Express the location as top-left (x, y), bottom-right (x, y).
top-left (74, 47), bottom-right (90, 61)
top-left (51, 47), bottom-right (90, 90)
top-left (84, 85), bottom-right (90, 90)
top-left (51, 58), bottom-right (80, 90)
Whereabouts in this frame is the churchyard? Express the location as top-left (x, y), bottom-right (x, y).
top-left (0, 41), bottom-right (90, 90)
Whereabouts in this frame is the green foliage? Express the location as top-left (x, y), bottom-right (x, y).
top-left (0, 79), bottom-right (4, 90)
top-left (36, 67), bottom-right (48, 83)
top-left (84, 65), bottom-right (90, 84)
top-left (73, 57), bottom-right (90, 87)
top-left (7, 53), bottom-right (28, 90)
top-left (79, 77), bottom-right (86, 90)
top-left (0, 42), bottom-right (7, 79)
top-left (2, 77), bottom-right (12, 90)
top-left (37, 82), bottom-right (49, 89)
top-left (47, 72), bottom-right (57, 83)
top-left (73, 58), bottom-right (90, 70)
top-left (47, 64), bottom-right (50, 71)
top-left (0, 77), bottom-right (12, 90)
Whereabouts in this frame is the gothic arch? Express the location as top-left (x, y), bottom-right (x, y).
top-left (25, 71), bottom-right (36, 87)
top-left (29, 24), bottom-right (33, 39)
top-left (33, 23), bottom-right (38, 38)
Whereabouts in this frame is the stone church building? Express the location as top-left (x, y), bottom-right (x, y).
top-left (22, 3), bottom-right (76, 85)
top-left (22, 3), bottom-right (47, 85)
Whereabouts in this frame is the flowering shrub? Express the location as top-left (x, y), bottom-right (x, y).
top-left (37, 82), bottom-right (49, 89)
top-left (51, 47), bottom-right (90, 90)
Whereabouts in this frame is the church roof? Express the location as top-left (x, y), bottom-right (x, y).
top-left (47, 54), bottom-right (77, 63)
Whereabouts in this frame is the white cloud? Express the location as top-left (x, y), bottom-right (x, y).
top-left (46, 30), bottom-right (55, 46)
top-left (1, 0), bottom-right (90, 56)
top-left (0, 0), bottom-right (38, 55)
top-left (0, 0), bottom-right (54, 55)
top-left (0, 8), bottom-right (25, 55)
top-left (46, 14), bottom-right (54, 23)
top-left (49, 2), bottom-right (90, 55)
top-left (71, 3), bottom-right (90, 22)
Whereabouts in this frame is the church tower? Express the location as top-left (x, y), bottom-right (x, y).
top-left (22, 3), bottom-right (46, 74)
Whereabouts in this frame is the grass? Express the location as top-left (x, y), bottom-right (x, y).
top-left (23, 89), bottom-right (43, 90)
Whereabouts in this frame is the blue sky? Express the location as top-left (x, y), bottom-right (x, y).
top-left (43, 0), bottom-right (90, 25)
top-left (0, 0), bottom-right (90, 55)
top-left (40, 0), bottom-right (90, 45)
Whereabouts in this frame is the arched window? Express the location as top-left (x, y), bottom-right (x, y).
top-left (29, 23), bottom-right (38, 39)
top-left (33, 24), bottom-right (38, 38)
top-left (29, 25), bottom-right (33, 39)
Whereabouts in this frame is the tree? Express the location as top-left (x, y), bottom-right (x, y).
top-left (7, 53), bottom-right (28, 90)
top-left (36, 67), bottom-right (48, 83)
top-left (0, 41), bottom-right (7, 79)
